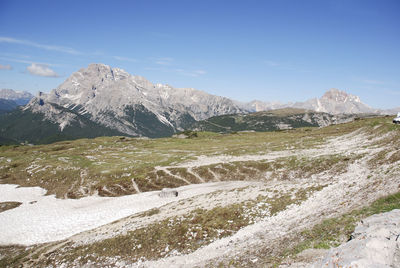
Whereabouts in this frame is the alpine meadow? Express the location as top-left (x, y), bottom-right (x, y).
top-left (1, 1), bottom-right (400, 267)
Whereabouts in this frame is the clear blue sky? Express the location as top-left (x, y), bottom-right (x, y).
top-left (0, 0), bottom-right (399, 109)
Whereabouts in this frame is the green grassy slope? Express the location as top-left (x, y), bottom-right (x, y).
top-left (0, 107), bottom-right (126, 145)
top-left (0, 103), bottom-right (195, 145)
top-left (1, 116), bottom-right (398, 199)
top-left (0, 99), bottom-right (18, 114)
top-left (190, 108), bottom-right (360, 133)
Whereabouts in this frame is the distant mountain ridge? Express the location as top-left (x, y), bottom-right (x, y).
top-left (0, 89), bottom-right (33, 105)
top-left (191, 108), bottom-right (365, 133)
top-left (0, 89), bottom-right (34, 115)
top-left (0, 63), bottom-right (397, 144)
top-left (244, 88), bottom-right (380, 115)
top-left (292, 88), bottom-right (378, 114)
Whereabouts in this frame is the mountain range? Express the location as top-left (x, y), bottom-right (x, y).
top-left (0, 89), bottom-right (33, 105)
top-left (0, 63), bottom-right (397, 144)
top-left (190, 108), bottom-right (364, 133)
top-left (243, 88), bottom-right (379, 114)
top-left (0, 89), bottom-right (33, 114)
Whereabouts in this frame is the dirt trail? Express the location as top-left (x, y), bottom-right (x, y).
top-left (157, 130), bottom-right (371, 172)
top-left (134, 129), bottom-right (400, 267)
top-left (3, 127), bottom-right (399, 267)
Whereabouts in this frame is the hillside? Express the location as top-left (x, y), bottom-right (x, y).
top-left (1, 117), bottom-right (399, 267)
top-left (0, 100), bottom-right (126, 145)
top-left (190, 108), bottom-right (364, 133)
top-left (0, 99), bottom-right (18, 114)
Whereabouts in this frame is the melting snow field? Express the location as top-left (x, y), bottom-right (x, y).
top-left (0, 182), bottom-right (250, 246)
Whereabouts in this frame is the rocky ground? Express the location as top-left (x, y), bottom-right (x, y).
top-left (312, 209), bottom-right (400, 267)
top-left (0, 117), bottom-right (399, 267)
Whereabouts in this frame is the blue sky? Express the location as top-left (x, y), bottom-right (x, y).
top-left (0, 0), bottom-right (399, 109)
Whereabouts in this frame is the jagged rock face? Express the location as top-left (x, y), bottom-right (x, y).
top-left (321, 88), bottom-right (361, 103)
top-left (0, 89), bottom-right (33, 105)
top-left (28, 63), bottom-right (244, 136)
top-left (293, 88), bottom-right (377, 114)
top-left (25, 98), bottom-right (80, 131)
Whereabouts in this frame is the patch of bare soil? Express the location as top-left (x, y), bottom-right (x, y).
top-left (0, 202), bottom-right (21, 213)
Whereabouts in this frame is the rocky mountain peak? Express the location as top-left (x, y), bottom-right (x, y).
top-left (243, 88), bottom-right (370, 114)
top-left (24, 63), bottom-right (244, 137)
top-left (321, 88), bottom-right (361, 103)
top-left (71, 63), bottom-right (129, 85)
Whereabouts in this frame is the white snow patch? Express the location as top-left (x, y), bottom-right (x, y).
top-left (70, 104), bottom-right (79, 110)
top-left (63, 92), bottom-right (83, 101)
top-left (154, 112), bottom-right (174, 127)
top-left (0, 184), bottom-right (47, 203)
top-left (0, 181), bottom-right (251, 246)
top-left (59, 120), bottom-right (69, 131)
top-left (79, 110), bottom-right (88, 115)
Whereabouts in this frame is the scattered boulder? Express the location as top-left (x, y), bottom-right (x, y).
top-left (172, 134), bottom-right (188, 139)
top-left (158, 188), bottom-right (178, 198)
top-left (173, 130), bottom-right (198, 139)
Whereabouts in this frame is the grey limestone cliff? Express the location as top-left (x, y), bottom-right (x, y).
top-left (27, 63), bottom-right (244, 136)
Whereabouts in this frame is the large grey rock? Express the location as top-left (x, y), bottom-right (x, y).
top-left (158, 188), bottom-right (178, 198)
top-left (312, 209), bottom-right (400, 268)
